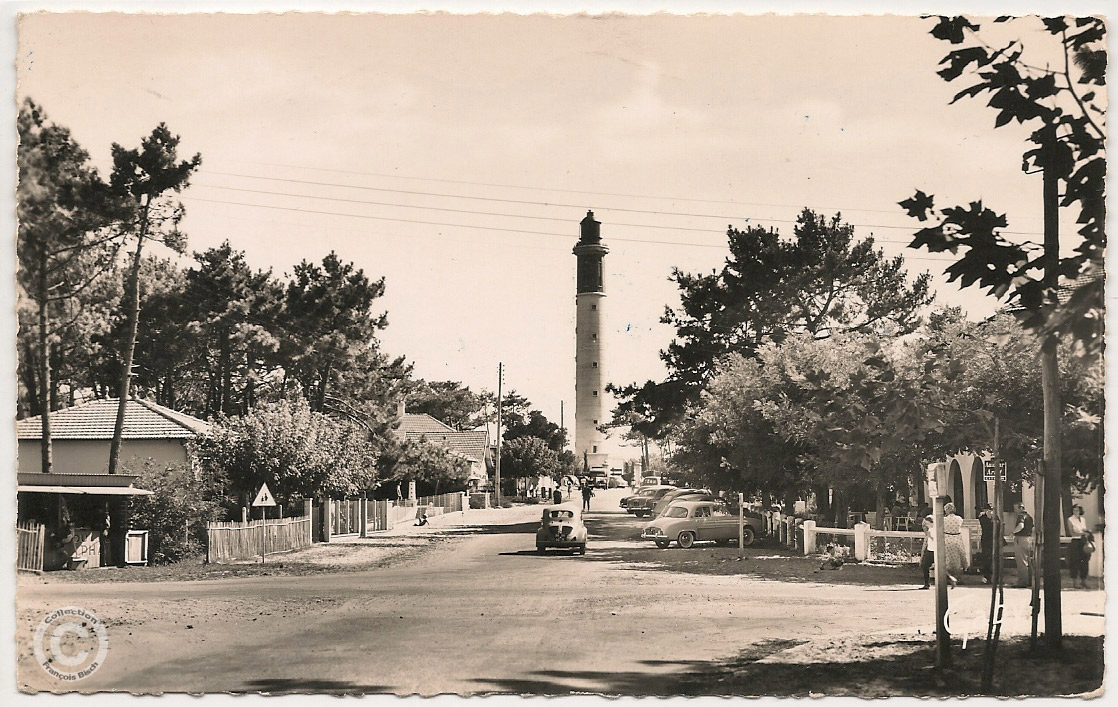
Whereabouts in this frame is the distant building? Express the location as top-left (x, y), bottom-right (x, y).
top-left (395, 410), bottom-right (491, 492)
top-left (16, 398), bottom-right (209, 570)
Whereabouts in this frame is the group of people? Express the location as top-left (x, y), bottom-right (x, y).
top-left (920, 500), bottom-right (1095, 589)
top-left (532, 478), bottom-right (595, 512)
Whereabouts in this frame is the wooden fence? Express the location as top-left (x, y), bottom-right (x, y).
top-left (206, 515), bottom-right (312, 563)
top-left (17, 520), bottom-right (45, 573)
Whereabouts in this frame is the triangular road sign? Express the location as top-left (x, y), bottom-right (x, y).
top-left (252, 482), bottom-right (277, 507)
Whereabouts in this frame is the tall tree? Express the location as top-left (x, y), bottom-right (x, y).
top-left (901, 15), bottom-right (1106, 649)
top-left (107, 124), bottom-right (201, 474)
top-left (16, 98), bottom-right (125, 471)
top-left (611, 209), bottom-right (932, 439)
top-left (280, 252), bottom-right (388, 411)
top-left (404, 379), bottom-right (487, 430)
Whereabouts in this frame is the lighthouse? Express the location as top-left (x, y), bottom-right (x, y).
top-left (573, 210), bottom-right (609, 471)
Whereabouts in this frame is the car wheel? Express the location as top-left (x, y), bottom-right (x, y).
top-left (678, 531), bottom-right (696, 549)
top-left (635, 511), bottom-right (646, 517)
top-left (654, 540), bottom-right (670, 549)
top-left (577, 544), bottom-right (586, 555)
top-left (741, 527), bottom-right (756, 547)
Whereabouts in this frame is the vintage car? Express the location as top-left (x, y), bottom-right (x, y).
top-left (639, 476), bottom-right (663, 487)
top-left (536, 504), bottom-right (587, 554)
top-left (649, 488), bottom-right (711, 518)
top-left (625, 485), bottom-right (676, 517)
top-left (620, 486), bottom-right (658, 510)
top-left (641, 500), bottom-right (763, 549)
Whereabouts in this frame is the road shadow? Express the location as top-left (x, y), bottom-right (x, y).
top-left (240, 677), bottom-right (392, 694)
top-left (469, 635), bottom-right (1104, 697)
top-left (441, 521), bottom-right (542, 536)
top-left (497, 549), bottom-right (582, 558)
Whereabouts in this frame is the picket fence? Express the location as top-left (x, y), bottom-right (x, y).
top-left (17, 520), bottom-right (45, 573)
top-left (206, 515), bottom-right (312, 563)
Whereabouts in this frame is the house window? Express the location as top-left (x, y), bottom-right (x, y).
top-left (592, 362), bottom-right (598, 368)
top-left (593, 445), bottom-right (598, 453)
top-left (592, 390), bottom-right (598, 397)
top-left (593, 419), bottom-right (598, 424)
top-left (591, 304), bottom-right (597, 311)
top-left (591, 334), bottom-right (597, 341)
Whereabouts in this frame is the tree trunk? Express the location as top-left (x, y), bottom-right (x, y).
top-left (811, 484), bottom-right (831, 519)
top-left (108, 216), bottom-right (148, 476)
top-left (1039, 126), bottom-right (1062, 649)
top-left (219, 329), bottom-right (231, 415)
top-left (37, 255), bottom-right (52, 474)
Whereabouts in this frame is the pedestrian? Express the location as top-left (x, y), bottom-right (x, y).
top-left (942, 502), bottom-right (965, 585)
top-left (977, 503), bottom-right (994, 584)
top-left (920, 513), bottom-right (935, 589)
top-left (581, 483), bottom-right (593, 512)
top-left (1066, 504), bottom-right (1090, 588)
top-left (1012, 503), bottom-right (1034, 588)
top-left (553, 487), bottom-right (563, 505)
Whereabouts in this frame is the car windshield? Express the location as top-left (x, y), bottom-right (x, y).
top-left (652, 489), bottom-right (673, 499)
top-left (548, 510), bottom-right (574, 520)
top-left (637, 489), bottom-right (657, 497)
top-left (663, 506), bottom-right (689, 519)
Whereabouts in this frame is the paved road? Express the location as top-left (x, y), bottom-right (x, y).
top-left (15, 489), bottom-right (1104, 695)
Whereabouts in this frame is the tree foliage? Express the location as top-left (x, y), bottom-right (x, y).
top-left (191, 399), bottom-right (377, 502)
top-left (405, 379), bottom-right (487, 430)
top-left (611, 209), bottom-right (933, 439)
top-left (901, 16), bottom-right (1105, 354)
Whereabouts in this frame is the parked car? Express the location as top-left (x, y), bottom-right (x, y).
top-left (535, 504), bottom-right (587, 554)
top-left (625, 485), bottom-right (677, 517)
top-left (640, 476), bottom-right (662, 487)
top-left (607, 475), bottom-right (626, 488)
top-left (590, 473), bottom-right (609, 489)
top-left (641, 500), bottom-right (763, 549)
top-left (651, 491), bottom-right (727, 518)
top-left (620, 486), bottom-right (658, 509)
top-left (649, 488), bottom-right (712, 518)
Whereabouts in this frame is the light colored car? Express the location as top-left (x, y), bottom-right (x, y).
top-left (650, 488), bottom-right (711, 518)
top-left (620, 486), bottom-right (658, 510)
top-left (640, 476), bottom-right (662, 487)
top-left (536, 504), bottom-right (587, 554)
top-left (641, 500), bottom-right (763, 549)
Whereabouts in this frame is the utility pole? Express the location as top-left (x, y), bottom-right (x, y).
top-left (495, 362), bottom-right (503, 507)
top-left (1039, 123), bottom-right (1063, 648)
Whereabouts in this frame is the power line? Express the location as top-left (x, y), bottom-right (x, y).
top-left (182, 194), bottom-right (960, 262)
top-left (203, 170), bottom-right (1046, 237)
top-left (212, 158), bottom-right (922, 216)
top-left (191, 181), bottom-right (923, 245)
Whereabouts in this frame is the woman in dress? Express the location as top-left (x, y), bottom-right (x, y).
top-left (1066, 504), bottom-right (1090, 588)
top-left (942, 502), bottom-right (967, 585)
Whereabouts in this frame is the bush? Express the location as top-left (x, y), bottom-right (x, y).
top-left (127, 460), bottom-right (225, 565)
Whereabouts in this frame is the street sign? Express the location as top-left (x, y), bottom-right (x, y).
top-left (252, 483), bottom-right (277, 507)
top-left (984, 460), bottom-right (1008, 482)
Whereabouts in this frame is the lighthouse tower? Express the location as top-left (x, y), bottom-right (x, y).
top-left (573, 210), bottom-right (609, 471)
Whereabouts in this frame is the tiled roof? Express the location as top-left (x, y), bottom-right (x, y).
top-left (405, 429), bottom-right (489, 463)
top-left (398, 413), bottom-right (455, 435)
top-left (16, 398), bottom-right (210, 441)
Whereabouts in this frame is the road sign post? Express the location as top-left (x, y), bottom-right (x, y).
top-left (738, 493), bottom-right (745, 558)
top-left (252, 483), bottom-right (277, 564)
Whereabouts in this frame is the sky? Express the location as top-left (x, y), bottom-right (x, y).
top-left (13, 9), bottom-right (1079, 461)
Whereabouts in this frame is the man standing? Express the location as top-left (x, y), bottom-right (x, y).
top-left (978, 503), bottom-right (994, 584)
top-left (920, 513), bottom-right (935, 589)
top-left (581, 483), bottom-right (593, 512)
top-left (1012, 503), bottom-right (1034, 588)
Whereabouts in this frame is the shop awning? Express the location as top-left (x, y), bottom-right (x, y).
top-left (17, 484), bottom-right (154, 496)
